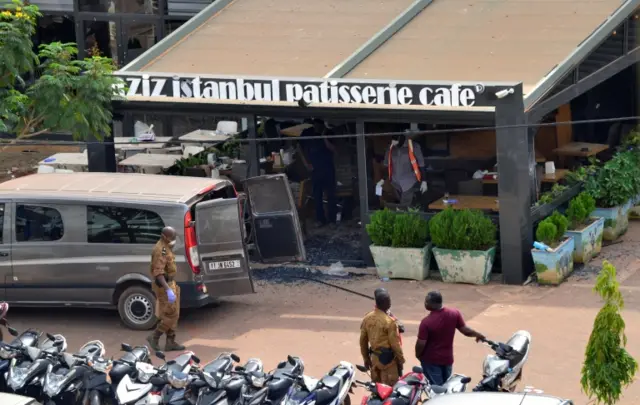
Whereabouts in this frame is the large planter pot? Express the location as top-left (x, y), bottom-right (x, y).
top-left (432, 246), bottom-right (496, 285)
top-left (629, 193), bottom-right (640, 219)
top-left (532, 236), bottom-right (575, 285)
top-left (564, 217), bottom-right (605, 264)
top-left (369, 244), bottom-right (431, 281)
top-left (593, 203), bottom-right (629, 241)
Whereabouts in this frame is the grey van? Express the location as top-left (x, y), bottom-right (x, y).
top-left (0, 172), bottom-right (305, 329)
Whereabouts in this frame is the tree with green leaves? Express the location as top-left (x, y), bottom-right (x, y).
top-left (0, 0), bottom-right (121, 141)
top-left (581, 261), bottom-right (638, 404)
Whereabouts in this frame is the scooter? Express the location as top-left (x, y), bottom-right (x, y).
top-left (473, 330), bottom-right (531, 392)
top-left (355, 364), bottom-right (470, 405)
top-left (42, 340), bottom-right (105, 405)
top-left (82, 343), bottom-right (152, 405)
top-left (0, 323), bottom-right (41, 393)
top-left (115, 350), bottom-right (197, 405)
top-left (7, 332), bottom-right (67, 401)
top-left (262, 355), bottom-right (305, 405)
top-left (286, 361), bottom-right (355, 405)
top-left (147, 350), bottom-right (202, 405)
top-left (195, 353), bottom-right (249, 405)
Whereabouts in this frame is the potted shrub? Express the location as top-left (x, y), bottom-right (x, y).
top-left (585, 151), bottom-right (638, 240)
top-left (564, 192), bottom-right (604, 264)
top-left (429, 208), bottom-right (497, 285)
top-left (532, 211), bottom-right (574, 285)
top-left (367, 209), bottom-right (431, 281)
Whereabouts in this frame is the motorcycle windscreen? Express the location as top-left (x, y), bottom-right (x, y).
top-left (244, 174), bottom-right (306, 262)
top-left (194, 197), bottom-right (255, 297)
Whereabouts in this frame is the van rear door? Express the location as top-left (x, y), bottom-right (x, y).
top-left (194, 196), bottom-right (254, 296)
top-left (243, 174), bottom-right (306, 262)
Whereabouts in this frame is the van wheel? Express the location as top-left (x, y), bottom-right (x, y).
top-left (118, 286), bottom-right (156, 330)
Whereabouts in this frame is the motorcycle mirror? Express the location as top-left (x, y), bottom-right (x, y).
top-left (46, 333), bottom-right (56, 341)
top-left (231, 354), bottom-right (240, 362)
top-left (412, 366), bottom-right (423, 374)
top-left (191, 354), bottom-right (201, 364)
top-left (7, 327), bottom-right (18, 337)
top-left (356, 365), bottom-right (368, 373)
top-left (121, 343), bottom-right (133, 352)
top-left (287, 355), bottom-right (296, 365)
top-left (155, 351), bottom-right (166, 361)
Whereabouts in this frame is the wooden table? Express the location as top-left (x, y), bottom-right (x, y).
top-left (482, 169), bottom-right (569, 184)
top-left (114, 137), bottom-right (172, 151)
top-left (179, 130), bottom-right (232, 144)
top-left (118, 154), bottom-right (180, 174)
top-left (428, 195), bottom-right (499, 212)
top-left (39, 153), bottom-right (88, 172)
top-left (553, 142), bottom-right (609, 157)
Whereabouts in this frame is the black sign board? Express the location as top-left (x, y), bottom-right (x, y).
top-left (114, 73), bottom-right (516, 108)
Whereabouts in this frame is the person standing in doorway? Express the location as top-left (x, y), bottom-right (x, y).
top-left (360, 289), bottom-right (405, 385)
top-left (298, 118), bottom-right (337, 227)
top-left (414, 291), bottom-right (485, 386)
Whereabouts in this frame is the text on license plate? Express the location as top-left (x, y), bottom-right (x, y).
top-left (208, 260), bottom-right (241, 270)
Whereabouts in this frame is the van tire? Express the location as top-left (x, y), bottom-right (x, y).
top-left (118, 285), bottom-right (157, 331)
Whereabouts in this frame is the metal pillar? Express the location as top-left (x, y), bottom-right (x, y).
top-left (356, 119), bottom-right (374, 266)
top-left (246, 115), bottom-right (260, 177)
top-left (87, 130), bottom-right (117, 173)
top-left (495, 83), bottom-right (533, 285)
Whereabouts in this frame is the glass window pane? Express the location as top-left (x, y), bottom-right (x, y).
top-left (16, 205), bottom-right (65, 243)
top-left (34, 15), bottom-right (76, 48)
top-left (87, 206), bottom-right (165, 244)
top-left (164, 19), bottom-right (187, 36)
top-left (83, 20), bottom-right (118, 65)
top-left (122, 21), bottom-right (158, 66)
top-left (79, 0), bottom-right (160, 14)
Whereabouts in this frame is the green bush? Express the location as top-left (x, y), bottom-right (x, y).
top-left (429, 208), bottom-right (496, 251)
top-left (391, 212), bottom-right (429, 248)
top-left (536, 210), bottom-right (568, 247)
top-left (585, 151), bottom-right (640, 208)
top-left (566, 192), bottom-right (596, 229)
top-left (366, 209), bottom-right (396, 247)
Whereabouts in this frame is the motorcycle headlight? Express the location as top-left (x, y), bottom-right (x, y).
top-left (44, 373), bottom-right (66, 397)
top-left (168, 370), bottom-right (189, 389)
top-left (0, 346), bottom-right (15, 360)
top-left (91, 359), bottom-right (112, 374)
top-left (203, 371), bottom-right (222, 388)
top-left (136, 362), bottom-right (156, 384)
top-left (250, 374), bottom-right (265, 388)
top-left (9, 366), bottom-right (29, 389)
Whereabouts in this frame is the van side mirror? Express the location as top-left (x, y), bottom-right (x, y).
top-left (121, 343), bottom-right (133, 352)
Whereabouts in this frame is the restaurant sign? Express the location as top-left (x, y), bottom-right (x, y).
top-left (115, 74), bottom-right (501, 108)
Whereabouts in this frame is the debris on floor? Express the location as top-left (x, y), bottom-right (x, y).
top-left (252, 266), bottom-right (370, 284)
top-left (304, 228), bottom-right (364, 267)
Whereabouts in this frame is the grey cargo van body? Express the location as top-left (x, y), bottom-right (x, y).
top-left (0, 172), bottom-right (305, 329)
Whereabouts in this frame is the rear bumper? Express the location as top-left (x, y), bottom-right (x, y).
top-left (177, 282), bottom-right (214, 309)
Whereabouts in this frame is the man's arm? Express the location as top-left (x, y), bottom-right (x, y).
top-left (359, 321), bottom-right (371, 368)
top-left (151, 248), bottom-right (170, 290)
top-left (456, 310), bottom-right (485, 342)
top-left (388, 323), bottom-right (405, 365)
top-left (415, 320), bottom-right (428, 359)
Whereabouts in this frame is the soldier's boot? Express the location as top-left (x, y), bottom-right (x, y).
top-left (165, 335), bottom-right (185, 352)
top-left (146, 330), bottom-right (163, 351)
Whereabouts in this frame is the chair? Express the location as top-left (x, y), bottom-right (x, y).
top-left (457, 179), bottom-right (483, 196)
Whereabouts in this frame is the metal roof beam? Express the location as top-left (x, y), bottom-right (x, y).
top-left (527, 45), bottom-right (640, 123)
top-left (324, 0), bottom-right (434, 78)
top-left (524, 0), bottom-right (640, 110)
top-left (118, 0), bottom-right (237, 72)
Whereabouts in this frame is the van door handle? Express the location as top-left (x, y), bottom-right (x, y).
top-left (0, 252), bottom-right (8, 257)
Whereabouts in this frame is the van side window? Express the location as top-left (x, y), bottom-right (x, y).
top-left (16, 205), bottom-right (65, 242)
top-left (87, 206), bottom-right (165, 244)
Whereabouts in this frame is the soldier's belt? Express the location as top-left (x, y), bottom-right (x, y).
top-left (370, 347), bottom-right (395, 365)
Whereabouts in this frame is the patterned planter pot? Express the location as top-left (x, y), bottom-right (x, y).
top-left (432, 246), bottom-right (496, 285)
top-left (564, 217), bottom-right (604, 264)
top-left (593, 203), bottom-right (630, 241)
top-left (370, 244), bottom-right (431, 281)
top-left (532, 236), bottom-right (575, 285)
top-left (629, 193), bottom-right (640, 219)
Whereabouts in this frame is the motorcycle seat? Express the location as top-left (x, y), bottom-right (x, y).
top-left (267, 377), bottom-right (293, 400)
top-left (401, 375), bottom-right (422, 385)
top-left (320, 375), bottom-right (341, 389)
top-left (330, 367), bottom-right (351, 384)
top-left (316, 381), bottom-right (341, 405)
top-left (430, 384), bottom-right (447, 394)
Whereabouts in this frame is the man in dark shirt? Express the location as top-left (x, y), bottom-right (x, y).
top-left (298, 118), bottom-right (337, 226)
top-left (414, 291), bottom-right (485, 386)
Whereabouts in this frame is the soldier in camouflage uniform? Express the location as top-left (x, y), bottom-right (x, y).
top-left (360, 289), bottom-right (405, 386)
top-left (146, 227), bottom-right (185, 352)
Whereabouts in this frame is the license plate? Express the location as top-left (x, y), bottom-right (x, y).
top-left (208, 260), bottom-right (241, 271)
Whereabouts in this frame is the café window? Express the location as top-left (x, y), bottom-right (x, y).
top-left (78, 0), bottom-right (159, 14)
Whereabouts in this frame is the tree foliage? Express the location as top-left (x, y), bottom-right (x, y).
top-left (0, 0), bottom-right (122, 140)
top-left (581, 261), bottom-right (638, 404)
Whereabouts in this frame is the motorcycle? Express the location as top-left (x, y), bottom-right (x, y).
top-left (473, 330), bottom-right (531, 393)
top-left (286, 361), bottom-right (355, 405)
top-left (7, 332), bottom-right (67, 401)
top-left (355, 365), bottom-right (470, 405)
top-left (147, 350), bottom-right (202, 405)
top-left (262, 355), bottom-right (305, 405)
top-left (195, 353), bottom-right (249, 405)
top-left (115, 350), bottom-right (197, 405)
top-left (0, 324), bottom-right (40, 392)
top-left (42, 340), bottom-right (105, 405)
top-left (81, 343), bottom-right (152, 405)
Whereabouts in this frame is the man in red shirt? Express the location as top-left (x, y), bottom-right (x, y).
top-left (414, 291), bottom-right (485, 386)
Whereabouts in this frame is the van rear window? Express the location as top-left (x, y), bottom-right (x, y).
top-left (87, 206), bottom-right (165, 244)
